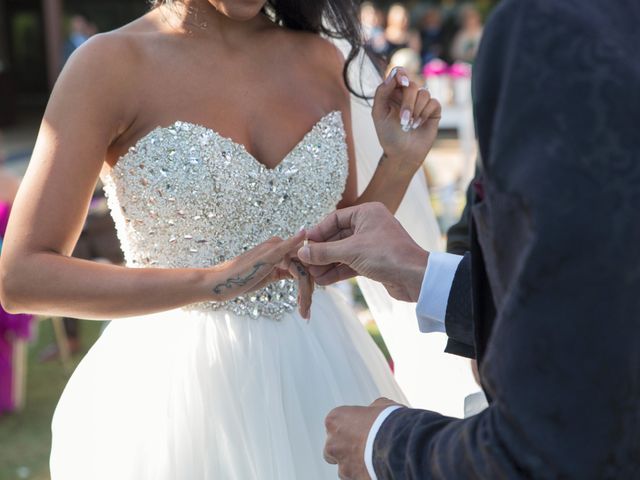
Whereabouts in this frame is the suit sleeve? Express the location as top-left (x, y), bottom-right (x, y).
top-left (443, 253), bottom-right (475, 358)
top-left (372, 0), bottom-right (640, 478)
top-left (443, 174), bottom-right (477, 358)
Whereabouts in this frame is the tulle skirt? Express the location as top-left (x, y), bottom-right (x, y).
top-left (50, 288), bottom-right (405, 479)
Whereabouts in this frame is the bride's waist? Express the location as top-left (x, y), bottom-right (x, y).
top-left (182, 279), bottom-right (299, 320)
top-left (181, 283), bottom-right (338, 321)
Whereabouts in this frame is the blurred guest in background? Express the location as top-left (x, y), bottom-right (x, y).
top-left (360, 1), bottom-right (386, 55)
top-left (0, 166), bottom-right (19, 206)
top-left (382, 3), bottom-right (421, 60)
top-left (0, 140), bottom-right (33, 414)
top-left (0, 60), bottom-right (16, 127)
top-left (451, 5), bottom-right (484, 63)
top-left (63, 14), bottom-right (97, 64)
top-left (419, 6), bottom-right (445, 65)
top-left (436, 0), bottom-right (462, 63)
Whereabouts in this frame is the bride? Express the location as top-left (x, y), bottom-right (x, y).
top-left (0, 0), bottom-right (441, 478)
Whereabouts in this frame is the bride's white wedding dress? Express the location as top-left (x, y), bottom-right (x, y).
top-left (50, 112), bottom-right (406, 479)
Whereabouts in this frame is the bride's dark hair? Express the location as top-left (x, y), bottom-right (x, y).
top-left (152, 0), bottom-right (367, 98)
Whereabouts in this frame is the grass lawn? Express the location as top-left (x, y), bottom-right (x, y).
top-left (0, 319), bottom-right (103, 480)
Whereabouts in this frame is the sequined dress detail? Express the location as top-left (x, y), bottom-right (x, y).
top-left (101, 111), bottom-right (348, 319)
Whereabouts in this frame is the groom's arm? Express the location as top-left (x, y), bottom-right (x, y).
top-left (442, 174), bottom-right (476, 358)
top-left (442, 253), bottom-right (475, 358)
top-left (416, 253), bottom-right (475, 359)
top-left (418, 175), bottom-right (477, 358)
top-left (371, 0), bottom-right (640, 478)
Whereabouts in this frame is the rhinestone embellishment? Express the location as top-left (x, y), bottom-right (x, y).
top-left (101, 111), bottom-right (348, 319)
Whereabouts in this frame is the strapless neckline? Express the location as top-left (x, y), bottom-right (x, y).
top-left (117, 111), bottom-right (342, 172)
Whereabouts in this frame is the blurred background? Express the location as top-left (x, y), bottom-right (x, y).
top-left (0, 1), bottom-right (498, 479)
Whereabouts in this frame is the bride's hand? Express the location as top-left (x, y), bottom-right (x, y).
top-left (209, 230), bottom-right (313, 320)
top-left (210, 232), bottom-right (303, 300)
top-left (372, 66), bottom-right (442, 175)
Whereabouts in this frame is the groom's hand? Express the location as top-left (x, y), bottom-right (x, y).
top-left (324, 398), bottom-right (403, 480)
top-left (298, 203), bottom-right (428, 302)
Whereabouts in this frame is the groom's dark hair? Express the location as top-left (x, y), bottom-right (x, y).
top-left (151, 0), bottom-right (369, 99)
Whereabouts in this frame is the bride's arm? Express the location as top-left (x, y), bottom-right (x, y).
top-left (337, 66), bottom-right (440, 214)
top-left (0, 35), bottom-right (305, 320)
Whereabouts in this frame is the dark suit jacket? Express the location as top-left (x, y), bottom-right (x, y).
top-left (373, 1), bottom-right (640, 478)
top-left (443, 172), bottom-right (476, 359)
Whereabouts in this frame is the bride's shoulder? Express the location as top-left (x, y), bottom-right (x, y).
top-left (65, 16), bottom-right (165, 72)
top-left (49, 17), bottom-right (167, 139)
top-left (270, 29), bottom-right (349, 102)
top-left (276, 29), bottom-right (345, 71)
top-left (58, 15), bottom-right (173, 106)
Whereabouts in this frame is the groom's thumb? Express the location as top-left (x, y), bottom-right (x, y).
top-left (298, 240), bottom-right (350, 266)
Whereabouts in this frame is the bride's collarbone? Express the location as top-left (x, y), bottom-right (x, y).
top-left (106, 44), bottom-right (343, 167)
top-left (110, 99), bottom-right (335, 169)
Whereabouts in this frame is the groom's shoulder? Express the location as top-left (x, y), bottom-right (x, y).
top-left (489, 0), bottom-right (631, 32)
top-left (480, 0), bottom-right (635, 65)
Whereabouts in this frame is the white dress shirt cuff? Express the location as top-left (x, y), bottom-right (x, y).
top-left (364, 405), bottom-right (404, 480)
top-left (416, 252), bottom-right (463, 333)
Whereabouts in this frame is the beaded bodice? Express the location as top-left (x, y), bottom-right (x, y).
top-left (101, 111), bottom-right (348, 319)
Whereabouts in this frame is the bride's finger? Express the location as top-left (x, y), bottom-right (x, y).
top-left (373, 67), bottom-right (410, 122)
top-left (409, 88), bottom-right (431, 130)
top-left (253, 267), bottom-right (292, 291)
top-left (297, 262), bottom-right (314, 321)
top-left (262, 230), bottom-right (306, 266)
top-left (398, 81), bottom-right (420, 132)
top-left (290, 260), bottom-right (314, 321)
top-left (415, 98), bottom-right (442, 130)
top-left (277, 252), bottom-right (293, 272)
top-left (385, 66), bottom-right (410, 87)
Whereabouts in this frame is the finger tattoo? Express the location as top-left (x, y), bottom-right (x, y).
top-left (292, 260), bottom-right (307, 277)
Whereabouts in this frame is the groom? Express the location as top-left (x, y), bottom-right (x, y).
top-left (298, 0), bottom-right (640, 478)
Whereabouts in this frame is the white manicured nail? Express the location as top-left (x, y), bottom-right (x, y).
top-left (385, 67), bottom-right (398, 84)
top-left (400, 110), bottom-right (411, 128)
top-left (411, 119), bottom-right (423, 130)
top-left (400, 76), bottom-right (410, 87)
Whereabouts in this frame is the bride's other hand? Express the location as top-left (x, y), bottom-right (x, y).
top-left (372, 66), bottom-right (442, 175)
